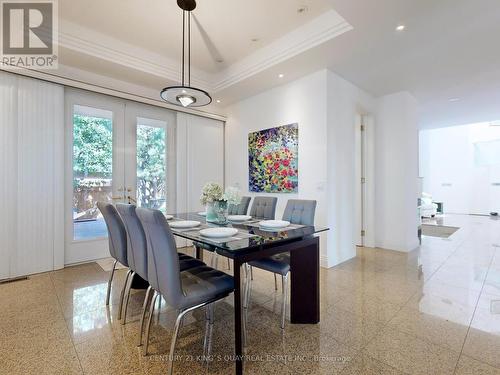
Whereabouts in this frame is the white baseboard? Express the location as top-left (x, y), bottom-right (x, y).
top-left (320, 255), bottom-right (331, 269)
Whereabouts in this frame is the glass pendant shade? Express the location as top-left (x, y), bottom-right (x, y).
top-left (160, 86), bottom-right (212, 107)
top-left (160, 1), bottom-right (212, 108)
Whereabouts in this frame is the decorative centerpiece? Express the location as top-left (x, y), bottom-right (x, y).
top-left (200, 183), bottom-right (241, 224)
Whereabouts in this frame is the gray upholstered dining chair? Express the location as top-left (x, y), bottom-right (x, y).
top-left (228, 196), bottom-right (251, 215)
top-left (97, 202), bottom-right (130, 320)
top-left (218, 196), bottom-right (252, 270)
top-left (137, 207), bottom-right (234, 374)
top-left (245, 199), bottom-right (317, 329)
top-left (116, 204), bottom-right (205, 342)
top-left (249, 196), bottom-right (278, 219)
top-left (115, 203), bottom-right (148, 326)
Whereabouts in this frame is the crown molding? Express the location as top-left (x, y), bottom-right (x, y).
top-left (212, 10), bottom-right (352, 92)
top-left (58, 20), bottom-right (213, 90)
top-left (1, 63), bottom-right (227, 121)
top-left (58, 10), bottom-right (352, 95)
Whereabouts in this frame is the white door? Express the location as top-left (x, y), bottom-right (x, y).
top-left (124, 102), bottom-right (176, 212)
top-left (65, 89), bottom-right (125, 264)
top-left (355, 115), bottom-right (365, 246)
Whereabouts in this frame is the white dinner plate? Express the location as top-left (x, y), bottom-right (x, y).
top-left (199, 227), bottom-right (238, 238)
top-left (169, 220), bottom-right (201, 229)
top-left (165, 214), bottom-right (174, 220)
top-left (227, 215), bottom-right (252, 222)
top-left (258, 220), bottom-right (290, 229)
top-left (198, 212), bottom-right (207, 216)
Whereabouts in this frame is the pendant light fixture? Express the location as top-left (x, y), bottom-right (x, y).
top-left (160, 0), bottom-right (212, 107)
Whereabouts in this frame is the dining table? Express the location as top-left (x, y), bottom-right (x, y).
top-left (168, 212), bottom-right (328, 375)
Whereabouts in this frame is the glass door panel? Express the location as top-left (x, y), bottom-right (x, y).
top-left (136, 117), bottom-right (167, 209)
top-left (124, 103), bottom-right (176, 215)
top-left (72, 105), bottom-right (113, 240)
top-left (65, 89), bottom-right (125, 265)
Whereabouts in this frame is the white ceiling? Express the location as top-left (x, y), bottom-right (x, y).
top-left (326, 0), bottom-right (500, 129)
top-left (59, 0), bottom-right (333, 73)
top-left (56, 0), bottom-right (500, 128)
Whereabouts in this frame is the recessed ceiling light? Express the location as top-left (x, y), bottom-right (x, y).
top-left (216, 99), bottom-right (221, 103)
top-left (396, 25), bottom-right (406, 31)
top-left (278, 74), bottom-right (284, 78)
top-left (448, 98), bottom-right (460, 102)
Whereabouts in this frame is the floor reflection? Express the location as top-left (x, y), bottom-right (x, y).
top-left (2, 213), bottom-right (500, 374)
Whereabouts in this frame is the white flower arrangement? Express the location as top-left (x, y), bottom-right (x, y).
top-left (223, 186), bottom-right (241, 206)
top-left (200, 183), bottom-right (241, 206)
top-left (200, 182), bottom-right (224, 205)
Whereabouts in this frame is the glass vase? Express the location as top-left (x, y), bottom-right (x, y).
top-left (206, 202), bottom-right (217, 222)
top-left (214, 200), bottom-right (228, 224)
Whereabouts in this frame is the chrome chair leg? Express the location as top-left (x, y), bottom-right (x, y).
top-left (138, 286), bottom-right (154, 346)
top-left (143, 291), bottom-right (159, 356)
top-left (118, 269), bottom-right (132, 320)
top-left (168, 302), bottom-right (210, 375)
top-left (211, 252), bottom-right (219, 269)
top-left (281, 273), bottom-right (289, 330)
top-left (202, 316), bottom-right (214, 366)
top-left (158, 295), bottom-right (162, 311)
top-left (281, 275), bottom-right (285, 294)
top-left (106, 259), bottom-right (118, 306)
top-left (121, 271), bottom-right (136, 325)
top-left (207, 303), bottom-right (215, 355)
top-left (250, 265), bottom-right (253, 280)
top-left (274, 273), bottom-right (278, 291)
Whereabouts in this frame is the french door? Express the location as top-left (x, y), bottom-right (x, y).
top-left (124, 102), bottom-right (176, 212)
top-left (65, 89), bottom-right (175, 264)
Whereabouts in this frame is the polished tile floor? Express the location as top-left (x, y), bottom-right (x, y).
top-left (2, 213), bottom-right (500, 374)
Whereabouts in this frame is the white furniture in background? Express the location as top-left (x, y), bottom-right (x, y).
top-left (420, 192), bottom-right (438, 218)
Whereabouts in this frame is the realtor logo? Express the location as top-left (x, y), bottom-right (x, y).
top-left (1, 0), bottom-right (58, 69)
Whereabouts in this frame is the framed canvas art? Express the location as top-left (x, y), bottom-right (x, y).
top-left (248, 123), bottom-right (298, 193)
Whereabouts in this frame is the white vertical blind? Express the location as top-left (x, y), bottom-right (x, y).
top-left (176, 113), bottom-right (224, 214)
top-left (0, 72), bottom-right (18, 280)
top-left (0, 71), bottom-right (64, 279)
top-left (175, 113), bottom-right (224, 248)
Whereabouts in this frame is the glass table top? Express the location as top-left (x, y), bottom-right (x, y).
top-left (167, 212), bottom-right (328, 254)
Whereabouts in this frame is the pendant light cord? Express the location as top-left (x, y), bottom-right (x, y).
top-left (181, 10), bottom-right (185, 86)
top-left (188, 11), bottom-right (191, 86)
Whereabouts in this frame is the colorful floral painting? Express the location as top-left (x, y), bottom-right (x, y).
top-left (248, 123), bottom-right (298, 193)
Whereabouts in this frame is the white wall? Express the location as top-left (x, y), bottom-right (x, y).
top-left (225, 69), bottom-right (376, 267)
top-left (420, 123), bottom-right (500, 215)
top-left (326, 71), bottom-right (376, 264)
top-left (225, 70), bottom-right (330, 265)
top-left (375, 92), bottom-right (420, 252)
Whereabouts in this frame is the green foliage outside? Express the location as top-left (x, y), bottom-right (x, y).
top-left (73, 114), bottom-right (113, 179)
top-left (72, 115), bottom-right (167, 213)
top-left (136, 125), bottom-right (166, 209)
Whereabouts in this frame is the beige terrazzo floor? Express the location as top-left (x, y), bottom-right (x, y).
top-left (1, 213), bottom-right (500, 374)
